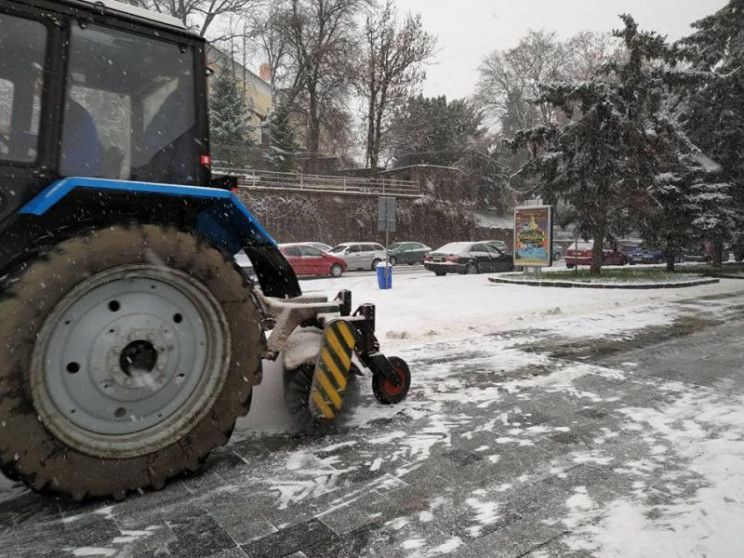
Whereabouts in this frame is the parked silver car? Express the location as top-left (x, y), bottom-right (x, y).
top-left (329, 242), bottom-right (387, 270)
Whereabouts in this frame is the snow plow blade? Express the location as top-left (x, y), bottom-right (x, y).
top-left (308, 319), bottom-right (359, 420)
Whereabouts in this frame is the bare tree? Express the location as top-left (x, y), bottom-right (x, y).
top-left (277, 0), bottom-right (366, 156)
top-left (475, 30), bottom-right (619, 135)
top-left (476, 31), bottom-right (566, 134)
top-left (248, 3), bottom-right (292, 102)
top-left (359, 1), bottom-right (435, 172)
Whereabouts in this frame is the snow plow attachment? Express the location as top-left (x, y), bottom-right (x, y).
top-left (260, 290), bottom-right (412, 424)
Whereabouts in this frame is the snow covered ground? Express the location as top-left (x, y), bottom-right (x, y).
top-left (2, 272), bottom-right (744, 558)
top-left (297, 271), bottom-right (744, 349)
top-left (240, 272), bottom-right (743, 438)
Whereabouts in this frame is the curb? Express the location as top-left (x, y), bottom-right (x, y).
top-left (708, 274), bottom-right (744, 280)
top-left (488, 276), bottom-right (720, 289)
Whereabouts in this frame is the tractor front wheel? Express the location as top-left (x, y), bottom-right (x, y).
top-left (0, 225), bottom-right (263, 500)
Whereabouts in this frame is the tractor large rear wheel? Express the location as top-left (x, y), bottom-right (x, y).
top-left (0, 225), bottom-right (263, 500)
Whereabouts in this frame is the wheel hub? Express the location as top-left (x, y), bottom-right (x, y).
top-left (30, 264), bottom-right (230, 459)
top-left (119, 340), bottom-right (158, 376)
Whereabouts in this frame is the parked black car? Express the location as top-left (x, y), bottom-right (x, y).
top-left (424, 241), bottom-right (514, 275)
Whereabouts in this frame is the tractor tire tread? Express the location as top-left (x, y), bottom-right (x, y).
top-left (0, 224), bottom-right (263, 500)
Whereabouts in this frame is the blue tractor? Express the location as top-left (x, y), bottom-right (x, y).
top-left (0, 0), bottom-right (410, 500)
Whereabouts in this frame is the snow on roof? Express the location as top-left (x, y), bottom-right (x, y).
top-left (380, 164), bottom-right (464, 174)
top-left (433, 242), bottom-right (475, 253)
top-left (78, 0), bottom-right (187, 30)
top-left (693, 152), bottom-right (722, 173)
top-left (473, 211), bottom-right (513, 229)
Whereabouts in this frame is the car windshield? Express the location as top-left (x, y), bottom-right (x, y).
top-left (4, 2), bottom-right (741, 557)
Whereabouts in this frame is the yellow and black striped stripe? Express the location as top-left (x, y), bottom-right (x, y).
top-left (309, 320), bottom-right (359, 420)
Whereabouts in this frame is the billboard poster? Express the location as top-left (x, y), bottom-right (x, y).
top-left (514, 205), bottom-right (553, 267)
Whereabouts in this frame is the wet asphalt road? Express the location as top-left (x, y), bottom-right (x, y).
top-left (1, 290), bottom-right (743, 558)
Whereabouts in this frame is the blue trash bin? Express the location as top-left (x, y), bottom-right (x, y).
top-left (376, 262), bottom-right (393, 289)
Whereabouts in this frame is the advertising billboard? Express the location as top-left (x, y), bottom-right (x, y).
top-left (514, 205), bottom-right (553, 267)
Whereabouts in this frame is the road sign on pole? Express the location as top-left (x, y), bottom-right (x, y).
top-left (378, 196), bottom-right (396, 232)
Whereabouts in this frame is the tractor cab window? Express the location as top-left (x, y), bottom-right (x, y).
top-left (0, 14), bottom-right (46, 163)
top-left (61, 23), bottom-right (198, 184)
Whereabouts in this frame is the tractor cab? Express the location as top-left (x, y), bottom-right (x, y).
top-left (0, 0), bottom-right (210, 227)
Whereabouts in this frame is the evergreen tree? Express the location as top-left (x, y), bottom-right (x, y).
top-left (457, 140), bottom-right (511, 212)
top-left (209, 71), bottom-right (254, 166)
top-left (388, 96), bottom-right (484, 168)
top-left (513, 15), bottom-right (710, 274)
top-left (674, 0), bottom-right (744, 261)
top-left (264, 104), bottom-right (298, 172)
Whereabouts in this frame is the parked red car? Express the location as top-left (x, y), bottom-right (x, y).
top-left (279, 243), bottom-right (347, 277)
top-left (565, 242), bottom-right (628, 268)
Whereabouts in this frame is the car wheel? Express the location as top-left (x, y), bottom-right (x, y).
top-left (566, 263), bottom-right (575, 269)
top-left (370, 259), bottom-right (381, 271)
top-left (465, 262), bottom-right (479, 275)
top-left (389, 256), bottom-right (397, 266)
top-left (330, 264), bottom-right (343, 278)
top-left (434, 271), bottom-right (446, 276)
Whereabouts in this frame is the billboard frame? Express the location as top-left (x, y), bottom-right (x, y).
top-left (513, 205), bottom-right (553, 268)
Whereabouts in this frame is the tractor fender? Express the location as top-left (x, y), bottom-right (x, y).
top-left (17, 177), bottom-right (301, 298)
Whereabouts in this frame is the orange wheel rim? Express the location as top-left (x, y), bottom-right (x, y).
top-left (383, 367), bottom-right (406, 397)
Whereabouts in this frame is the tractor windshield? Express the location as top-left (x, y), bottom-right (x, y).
top-left (0, 13), bottom-right (46, 164)
top-left (61, 22), bottom-right (200, 184)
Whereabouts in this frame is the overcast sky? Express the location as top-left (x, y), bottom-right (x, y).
top-left (392, 0), bottom-right (728, 100)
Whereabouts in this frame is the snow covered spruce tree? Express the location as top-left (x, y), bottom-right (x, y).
top-left (264, 104), bottom-right (298, 172)
top-left (674, 0), bottom-right (744, 262)
top-left (209, 70), bottom-right (254, 166)
top-left (643, 169), bottom-right (734, 270)
top-left (513, 15), bottom-right (719, 274)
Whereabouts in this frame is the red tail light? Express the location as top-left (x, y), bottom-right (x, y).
top-left (445, 255), bottom-right (460, 262)
top-left (424, 254), bottom-right (432, 261)
top-left (200, 155), bottom-right (212, 167)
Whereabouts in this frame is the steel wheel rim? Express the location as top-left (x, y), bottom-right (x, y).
top-left (30, 264), bottom-right (230, 459)
top-left (331, 264), bottom-right (342, 277)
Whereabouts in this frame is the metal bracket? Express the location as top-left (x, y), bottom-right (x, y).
top-left (257, 292), bottom-right (341, 359)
